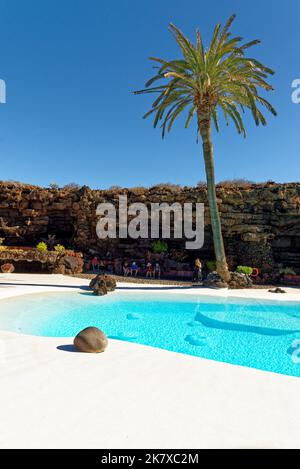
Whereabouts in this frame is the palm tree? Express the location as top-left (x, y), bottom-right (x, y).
top-left (134, 14), bottom-right (276, 283)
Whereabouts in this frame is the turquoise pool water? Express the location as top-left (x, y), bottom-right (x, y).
top-left (1, 290), bottom-right (300, 377)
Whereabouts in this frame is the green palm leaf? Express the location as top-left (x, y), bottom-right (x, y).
top-left (134, 15), bottom-right (275, 138)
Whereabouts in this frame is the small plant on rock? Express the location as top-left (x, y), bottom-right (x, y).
top-left (206, 260), bottom-right (217, 272)
top-left (236, 265), bottom-right (253, 275)
top-left (36, 241), bottom-right (48, 252)
top-left (152, 240), bottom-right (168, 254)
top-left (41, 234), bottom-right (57, 249)
top-left (279, 267), bottom-right (296, 276)
top-left (54, 244), bottom-right (66, 253)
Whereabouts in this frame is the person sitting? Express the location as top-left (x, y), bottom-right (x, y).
top-left (123, 262), bottom-right (130, 276)
top-left (130, 261), bottom-right (139, 277)
top-left (146, 262), bottom-right (153, 278)
top-left (154, 262), bottom-right (161, 279)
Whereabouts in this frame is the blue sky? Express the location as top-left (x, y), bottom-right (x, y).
top-left (0, 0), bottom-right (299, 188)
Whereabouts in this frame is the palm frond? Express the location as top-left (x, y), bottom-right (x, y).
top-left (134, 14), bottom-right (276, 138)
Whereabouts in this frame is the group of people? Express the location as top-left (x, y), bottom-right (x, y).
top-left (122, 261), bottom-right (161, 278)
top-left (145, 262), bottom-right (161, 278)
top-left (88, 256), bottom-right (105, 273)
top-left (87, 255), bottom-right (203, 282)
top-left (87, 256), bottom-right (161, 278)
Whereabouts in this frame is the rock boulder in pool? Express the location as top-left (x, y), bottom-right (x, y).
top-left (74, 327), bottom-right (108, 353)
top-left (89, 274), bottom-right (116, 296)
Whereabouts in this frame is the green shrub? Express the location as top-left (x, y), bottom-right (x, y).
top-left (36, 242), bottom-right (48, 252)
top-left (236, 265), bottom-right (253, 275)
top-left (54, 244), bottom-right (65, 253)
top-left (206, 260), bottom-right (216, 272)
top-left (151, 240), bottom-right (168, 254)
top-left (279, 267), bottom-right (296, 276)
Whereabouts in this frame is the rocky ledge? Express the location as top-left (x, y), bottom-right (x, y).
top-left (0, 247), bottom-right (83, 275)
top-left (0, 181), bottom-right (300, 272)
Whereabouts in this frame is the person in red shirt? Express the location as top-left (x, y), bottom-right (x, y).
top-left (91, 256), bottom-right (99, 273)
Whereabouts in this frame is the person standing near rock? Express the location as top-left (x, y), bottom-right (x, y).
top-left (193, 258), bottom-right (202, 282)
top-left (91, 256), bottom-right (99, 273)
top-left (98, 259), bottom-right (105, 273)
top-left (154, 262), bottom-right (161, 279)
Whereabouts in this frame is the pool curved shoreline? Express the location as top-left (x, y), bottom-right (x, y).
top-left (1, 272), bottom-right (300, 302)
top-left (2, 274), bottom-right (300, 377)
top-left (1, 274), bottom-right (300, 449)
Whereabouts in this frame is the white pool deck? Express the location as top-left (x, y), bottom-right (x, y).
top-left (1, 273), bottom-right (300, 449)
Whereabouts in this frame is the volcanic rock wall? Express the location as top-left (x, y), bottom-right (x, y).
top-left (0, 181), bottom-right (300, 271)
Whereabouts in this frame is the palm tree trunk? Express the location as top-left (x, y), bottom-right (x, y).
top-left (199, 120), bottom-right (230, 283)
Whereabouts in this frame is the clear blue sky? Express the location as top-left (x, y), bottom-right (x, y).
top-left (0, 0), bottom-right (299, 188)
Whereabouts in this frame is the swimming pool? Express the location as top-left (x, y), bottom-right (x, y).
top-left (1, 290), bottom-right (300, 377)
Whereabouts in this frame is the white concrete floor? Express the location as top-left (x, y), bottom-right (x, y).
top-left (1, 273), bottom-right (300, 449)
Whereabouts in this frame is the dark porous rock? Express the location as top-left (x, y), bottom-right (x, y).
top-left (2, 182), bottom-right (300, 274)
top-left (228, 272), bottom-right (253, 289)
top-left (63, 255), bottom-right (83, 274)
top-left (89, 274), bottom-right (116, 296)
top-left (52, 254), bottom-right (83, 275)
top-left (203, 271), bottom-right (228, 289)
top-left (93, 285), bottom-right (108, 296)
top-left (74, 327), bottom-right (108, 353)
top-left (53, 265), bottom-right (66, 275)
top-left (268, 287), bottom-right (286, 294)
